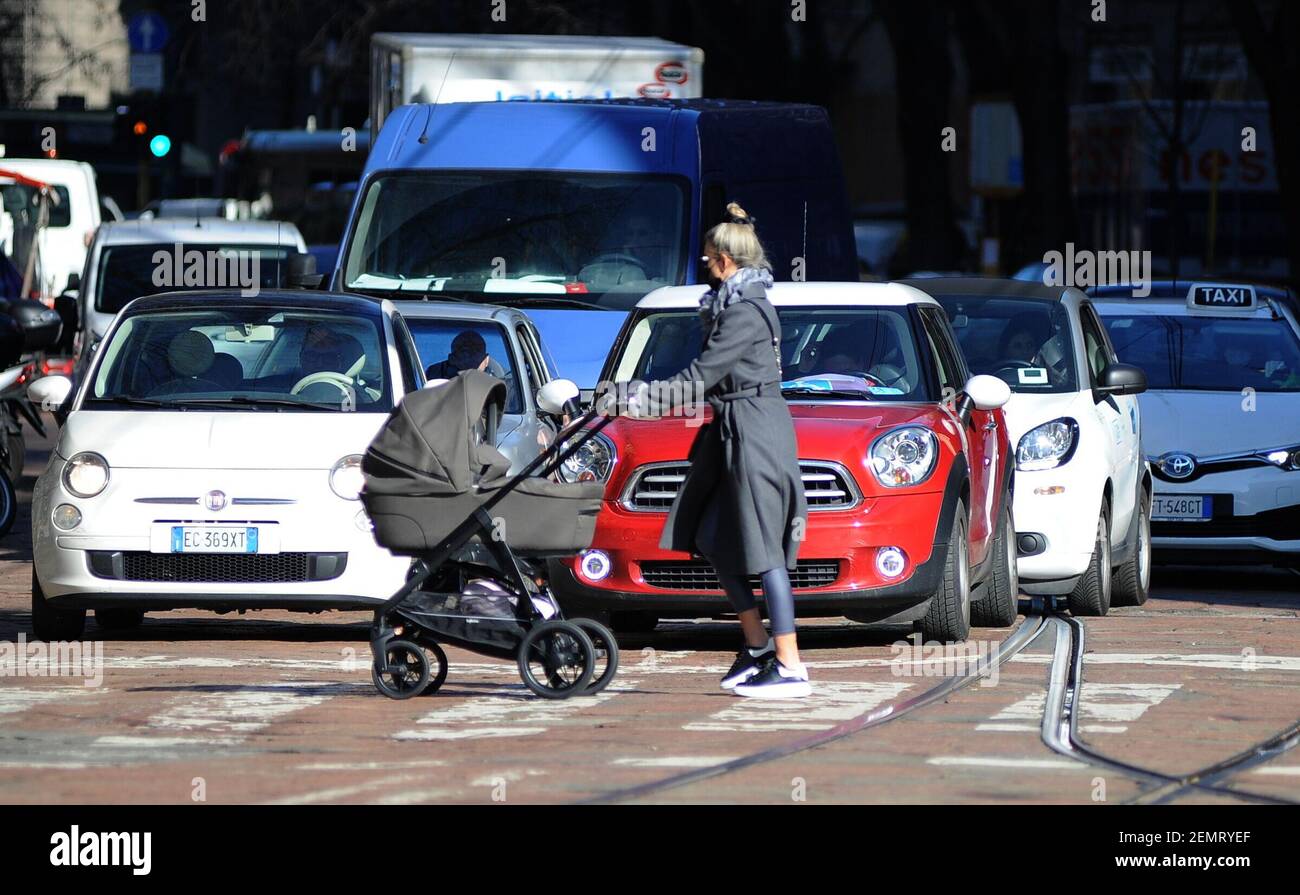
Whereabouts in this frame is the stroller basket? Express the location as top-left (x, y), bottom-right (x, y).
top-left (361, 371), bottom-right (604, 555)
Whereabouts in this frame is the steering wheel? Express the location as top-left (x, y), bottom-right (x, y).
top-left (994, 358), bottom-right (1038, 375)
top-left (868, 364), bottom-right (907, 387)
top-left (584, 253), bottom-right (647, 273)
top-left (290, 370), bottom-right (354, 399)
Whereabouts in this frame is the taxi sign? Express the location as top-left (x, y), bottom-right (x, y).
top-left (1186, 282), bottom-right (1258, 314)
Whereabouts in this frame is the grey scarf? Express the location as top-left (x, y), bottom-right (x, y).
top-left (699, 266), bottom-right (775, 327)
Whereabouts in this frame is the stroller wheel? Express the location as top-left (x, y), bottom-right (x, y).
top-left (372, 639), bottom-right (432, 699)
top-left (417, 640), bottom-right (450, 696)
top-left (572, 618), bottom-right (619, 695)
top-left (517, 621), bottom-right (595, 699)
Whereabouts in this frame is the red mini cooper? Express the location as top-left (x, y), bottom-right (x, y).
top-left (549, 282), bottom-right (1016, 642)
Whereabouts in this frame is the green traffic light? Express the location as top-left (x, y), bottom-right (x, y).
top-left (149, 134), bottom-right (172, 157)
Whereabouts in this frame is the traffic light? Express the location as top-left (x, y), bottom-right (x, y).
top-left (149, 134), bottom-right (171, 157)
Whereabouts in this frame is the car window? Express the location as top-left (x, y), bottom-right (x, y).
top-left (1100, 312), bottom-right (1300, 392)
top-left (612, 306), bottom-right (928, 401)
top-left (516, 324), bottom-right (544, 395)
top-left (1079, 306), bottom-right (1111, 384)
top-left (918, 308), bottom-right (962, 396)
top-left (94, 242), bottom-right (295, 313)
top-left (404, 318), bottom-right (522, 413)
top-left (934, 294), bottom-right (1079, 393)
top-left (88, 307), bottom-right (390, 411)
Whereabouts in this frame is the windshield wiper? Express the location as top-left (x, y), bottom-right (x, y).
top-left (182, 396), bottom-right (338, 412)
top-left (781, 387), bottom-right (875, 400)
top-left (87, 396), bottom-right (194, 409)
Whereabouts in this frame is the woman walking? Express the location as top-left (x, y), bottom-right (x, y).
top-left (624, 203), bottom-right (810, 698)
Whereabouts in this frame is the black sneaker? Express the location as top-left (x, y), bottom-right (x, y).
top-left (733, 658), bottom-right (812, 699)
top-left (720, 640), bottom-right (775, 690)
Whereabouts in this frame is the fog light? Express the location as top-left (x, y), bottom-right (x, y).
top-left (875, 546), bottom-right (907, 579)
top-left (354, 509), bottom-right (373, 532)
top-left (52, 503), bottom-right (81, 531)
top-left (578, 549), bottom-right (611, 582)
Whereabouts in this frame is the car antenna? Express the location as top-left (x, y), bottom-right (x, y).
top-left (417, 52), bottom-right (456, 144)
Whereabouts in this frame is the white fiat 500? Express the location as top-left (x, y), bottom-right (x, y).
top-left (910, 278), bottom-right (1152, 616)
top-left (27, 289), bottom-right (425, 640)
top-left (1093, 281), bottom-right (1300, 568)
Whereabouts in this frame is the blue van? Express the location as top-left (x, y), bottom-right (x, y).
top-left (333, 98), bottom-right (857, 387)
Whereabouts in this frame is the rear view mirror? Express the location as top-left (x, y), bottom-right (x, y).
top-left (28, 374), bottom-right (73, 410)
top-left (536, 378), bottom-right (579, 415)
top-left (285, 252), bottom-right (323, 289)
top-left (1096, 363), bottom-right (1147, 398)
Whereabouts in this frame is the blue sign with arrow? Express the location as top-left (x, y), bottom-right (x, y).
top-left (128, 12), bottom-right (170, 54)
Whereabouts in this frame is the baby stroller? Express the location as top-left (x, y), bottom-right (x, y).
top-left (362, 370), bottom-right (619, 700)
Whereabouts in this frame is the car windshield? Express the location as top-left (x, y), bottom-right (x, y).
top-left (610, 306), bottom-right (928, 401)
top-left (1099, 312), bottom-right (1300, 392)
top-left (404, 317), bottom-right (524, 414)
top-left (87, 307), bottom-right (390, 411)
top-left (95, 243), bottom-right (296, 314)
top-left (932, 295), bottom-right (1079, 393)
top-left (342, 171), bottom-right (688, 308)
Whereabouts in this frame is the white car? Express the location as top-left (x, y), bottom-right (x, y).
top-left (27, 289), bottom-right (424, 640)
top-left (1093, 281), bottom-right (1300, 567)
top-left (913, 278), bottom-right (1152, 615)
top-left (75, 217), bottom-right (308, 354)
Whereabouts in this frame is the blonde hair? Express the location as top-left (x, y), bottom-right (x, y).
top-left (704, 202), bottom-right (770, 270)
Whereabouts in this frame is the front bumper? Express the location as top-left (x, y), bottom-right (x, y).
top-left (33, 464), bottom-right (410, 607)
top-left (1149, 469), bottom-right (1300, 560)
top-left (1011, 467), bottom-right (1104, 581)
top-left (549, 487), bottom-right (950, 618)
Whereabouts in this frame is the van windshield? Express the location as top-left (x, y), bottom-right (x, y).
top-left (342, 171), bottom-right (688, 307)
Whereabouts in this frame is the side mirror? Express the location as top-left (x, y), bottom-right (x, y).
top-left (536, 378), bottom-right (579, 415)
top-left (28, 374), bottom-right (73, 410)
top-left (955, 374), bottom-right (1011, 424)
top-left (285, 252), bottom-right (323, 289)
top-left (65, 272), bottom-right (81, 293)
top-left (1096, 363), bottom-right (1147, 398)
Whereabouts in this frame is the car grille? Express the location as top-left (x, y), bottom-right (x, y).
top-left (88, 551), bottom-right (346, 583)
top-left (623, 462), bottom-right (858, 511)
top-left (639, 559), bottom-right (841, 591)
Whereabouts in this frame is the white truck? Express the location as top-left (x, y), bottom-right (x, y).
top-left (370, 33), bottom-right (704, 137)
top-left (0, 158), bottom-right (108, 298)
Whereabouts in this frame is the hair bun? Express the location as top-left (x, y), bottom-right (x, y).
top-left (724, 201), bottom-right (754, 226)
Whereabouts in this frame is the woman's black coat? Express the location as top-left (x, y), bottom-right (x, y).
top-left (647, 282), bottom-right (807, 575)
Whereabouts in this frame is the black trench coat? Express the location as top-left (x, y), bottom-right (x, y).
top-left (646, 284), bottom-right (807, 576)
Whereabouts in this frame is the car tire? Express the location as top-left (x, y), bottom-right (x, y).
top-left (1068, 502), bottom-right (1113, 617)
top-left (610, 611), bottom-right (659, 634)
top-left (0, 469), bottom-right (15, 537)
top-left (1111, 499), bottom-right (1151, 607)
top-left (919, 502), bottom-right (971, 643)
top-left (972, 504), bottom-right (1018, 628)
top-left (31, 569), bottom-right (86, 641)
top-left (95, 608), bottom-right (146, 631)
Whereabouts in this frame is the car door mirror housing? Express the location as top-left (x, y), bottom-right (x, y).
top-left (536, 378), bottom-right (579, 415)
top-left (954, 374), bottom-right (1011, 424)
top-left (1096, 363), bottom-right (1147, 397)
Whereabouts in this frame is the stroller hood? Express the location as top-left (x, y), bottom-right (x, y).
top-left (363, 370), bottom-right (512, 496)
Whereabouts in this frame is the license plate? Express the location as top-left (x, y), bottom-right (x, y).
top-left (171, 526), bottom-right (259, 553)
top-left (1151, 494), bottom-right (1213, 521)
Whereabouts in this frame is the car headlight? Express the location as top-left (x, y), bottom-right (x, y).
top-left (62, 452), bottom-right (109, 498)
top-left (1017, 418), bottom-right (1079, 471)
top-left (557, 432), bottom-right (617, 483)
top-left (330, 454), bottom-right (365, 500)
top-left (869, 427), bottom-right (938, 487)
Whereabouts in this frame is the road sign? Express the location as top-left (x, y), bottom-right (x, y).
top-left (130, 52), bottom-right (163, 92)
top-left (127, 12), bottom-right (170, 54)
